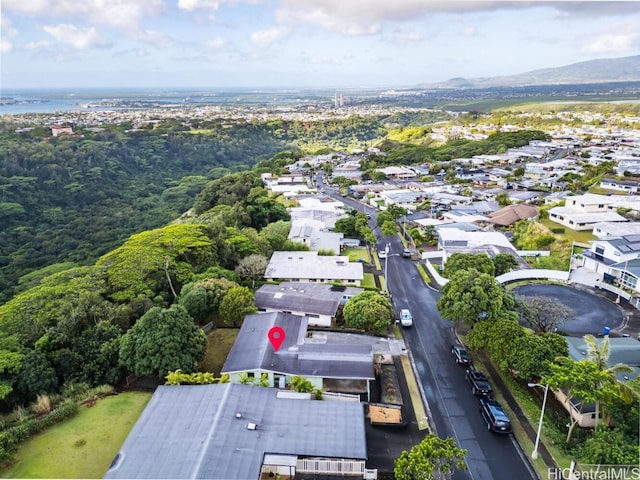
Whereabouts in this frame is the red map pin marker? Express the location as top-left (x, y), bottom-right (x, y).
top-left (268, 326), bottom-right (286, 352)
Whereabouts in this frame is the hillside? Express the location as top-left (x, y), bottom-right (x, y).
top-left (427, 55), bottom-right (640, 89)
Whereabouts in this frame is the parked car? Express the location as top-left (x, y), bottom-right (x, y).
top-left (451, 345), bottom-right (471, 365)
top-left (479, 397), bottom-right (512, 434)
top-left (378, 250), bottom-right (387, 259)
top-left (399, 309), bottom-right (413, 327)
top-left (465, 367), bottom-right (493, 396)
top-left (402, 248), bottom-right (412, 258)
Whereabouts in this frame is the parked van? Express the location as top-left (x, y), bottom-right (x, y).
top-left (400, 309), bottom-right (413, 327)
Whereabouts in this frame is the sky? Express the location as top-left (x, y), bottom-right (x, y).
top-left (2, 0), bottom-right (640, 89)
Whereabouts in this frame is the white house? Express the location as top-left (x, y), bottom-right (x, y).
top-left (592, 221), bottom-right (640, 239)
top-left (288, 218), bottom-right (344, 254)
top-left (599, 178), bottom-right (640, 194)
top-left (436, 227), bottom-right (518, 263)
top-left (548, 193), bottom-right (628, 231)
top-left (255, 282), bottom-right (363, 327)
top-left (221, 312), bottom-right (374, 399)
top-left (264, 251), bottom-right (364, 286)
top-left (581, 235), bottom-right (640, 295)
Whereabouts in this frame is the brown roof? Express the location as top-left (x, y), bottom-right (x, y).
top-left (487, 204), bottom-right (538, 226)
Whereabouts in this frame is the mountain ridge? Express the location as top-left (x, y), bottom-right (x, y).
top-left (423, 55), bottom-right (640, 89)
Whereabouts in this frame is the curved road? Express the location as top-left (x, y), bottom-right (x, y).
top-left (324, 181), bottom-right (537, 480)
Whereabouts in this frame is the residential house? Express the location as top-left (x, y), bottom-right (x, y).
top-left (222, 312), bottom-right (374, 399)
top-left (553, 336), bottom-right (640, 428)
top-left (255, 282), bottom-right (363, 327)
top-left (332, 160), bottom-right (363, 180)
top-left (582, 235), bottom-right (640, 297)
top-left (441, 210), bottom-right (488, 224)
top-left (261, 173), bottom-right (311, 197)
top-left (616, 158), bottom-right (640, 176)
top-left (377, 189), bottom-right (424, 211)
top-left (593, 221), bottom-right (640, 239)
top-left (376, 166), bottom-right (417, 180)
top-left (264, 251), bottom-right (364, 286)
top-left (104, 383), bottom-right (368, 479)
top-left (289, 198), bottom-right (348, 230)
top-left (288, 218), bottom-right (344, 254)
top-left (599, 178), bottom-right (640, 194)
top-left (431, 192), bottom-right (473, 211)
top-left (436, 227), bottom-right (519, 263)
top-left (544, 191), bottom-right (574, 205)
top-left (51, 125), bottom-right (73, 136)
top-left (506, 190), bottom-right (543, 204)
top-left (548, 193), bottom-right (628, 231)
top-left (487, 204), bottom-right (538, 227)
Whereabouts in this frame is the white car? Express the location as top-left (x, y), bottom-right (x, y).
top-left (378, 250), bottom-right (387, 259)
top-left (400, 309), bottom-right (413, 327)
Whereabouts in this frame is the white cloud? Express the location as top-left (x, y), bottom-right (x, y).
top-left (1, 17), bottom-right (18, 53)
top-left (582, 21), bottom-right (640, 55)
top-left (204, 37), bottom-right (227, 50)
top-left (24, 40), bottom-right (51, 50)
top-left (582, 33), bottom-right (640, 55)
top-left (4, 0), bottom-right (166, 31)
top-left (177, 0), bottom-right (220, 12)
top-left (250, 27), bottom-right (290, 48)
top-left (134, 29), bottom-right (174, 47)
top-left (392, 32), bottom-right (423, 44)
top-left (459, 26), bottom-right (477, 37)
top-left (276, 1), bottom-right (640, 36)
top-left (42, 24), bottom-right (111, 49)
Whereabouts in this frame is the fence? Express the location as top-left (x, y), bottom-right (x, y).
top-left (322, 391), bottom-right (361, 402)
top-left (496, 269), bottom-right (570, 284)
top-left (200, 321), bottom-right (214, 333)
top-left (297, 458), bottom-right (366, 476)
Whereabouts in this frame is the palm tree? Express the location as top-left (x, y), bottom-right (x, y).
top-left (582, 334), bottom-right (634, 428)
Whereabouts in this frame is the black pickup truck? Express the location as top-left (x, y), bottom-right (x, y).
top-left (465, 367), bottom-right (493, 396)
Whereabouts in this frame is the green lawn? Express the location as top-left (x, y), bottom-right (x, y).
top-left (540, 218), bottom-right (595, 244)
top-left (362, 273), bottom-right (377, 289)
top-left (2, 391), bottom-right (151, 479)
top-left (342, 247), bottom-right (370, 263)
top-left (200, 328), bottom-right (239, 376)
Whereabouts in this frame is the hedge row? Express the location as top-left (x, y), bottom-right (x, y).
top-left (0, 402), bottom-right (79, 466)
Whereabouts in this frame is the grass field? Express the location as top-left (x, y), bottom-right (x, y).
top-left (362, 273), bottom-right (377, 289)
top-left (1, 391), bottom-right (151, 479)
top-left (540, 218), bottom-right (595, 244)
top-left (342, 247), bottom-right (370, 263)
top-left (200, 328), bottom-right (239, 376)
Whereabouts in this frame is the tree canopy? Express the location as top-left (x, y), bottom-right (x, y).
top-left (436, 269), bottom-right (516, 325)
top-left (443, 253), bottom-right (495, 278)
top-left (119, 304), bottom-right (207, 378)
top-left (394, 434), bottom-right (467, 480)
top-left (342, 291), bottom-right (393, 332)
top-left (515, 295), bottom-right (575, 333)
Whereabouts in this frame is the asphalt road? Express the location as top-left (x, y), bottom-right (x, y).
top-left (514, 284), bottom-right (623, 335)
top-left (331, 189), bottom-right (537, 480)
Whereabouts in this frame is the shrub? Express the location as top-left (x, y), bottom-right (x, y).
top-left (0, 402), bottom-right (80, 467)
top-left (32, 395), bottom-right (52, 416)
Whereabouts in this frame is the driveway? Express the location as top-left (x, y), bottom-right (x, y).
top-left (514, 284), bottom-right (624, 336)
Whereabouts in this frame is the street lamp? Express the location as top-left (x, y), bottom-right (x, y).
top-left (528, 382), bottom-right (549, 460)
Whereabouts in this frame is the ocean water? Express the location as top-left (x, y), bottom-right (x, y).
top-left (0, 87), bottom-right (342, 115)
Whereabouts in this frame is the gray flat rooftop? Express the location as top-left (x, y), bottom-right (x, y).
top-left (222, 312), bottom-right (374, 380)
top-left (255, 282), bottom-right (363, 316)
top-left (104, 383), bottom-right (367, 479)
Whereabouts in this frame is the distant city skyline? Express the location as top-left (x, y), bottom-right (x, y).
top-left (2, 1), bottom-right (640, 89)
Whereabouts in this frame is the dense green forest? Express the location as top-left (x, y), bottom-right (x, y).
top-left (0, 116), bottom-right (392, 303)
